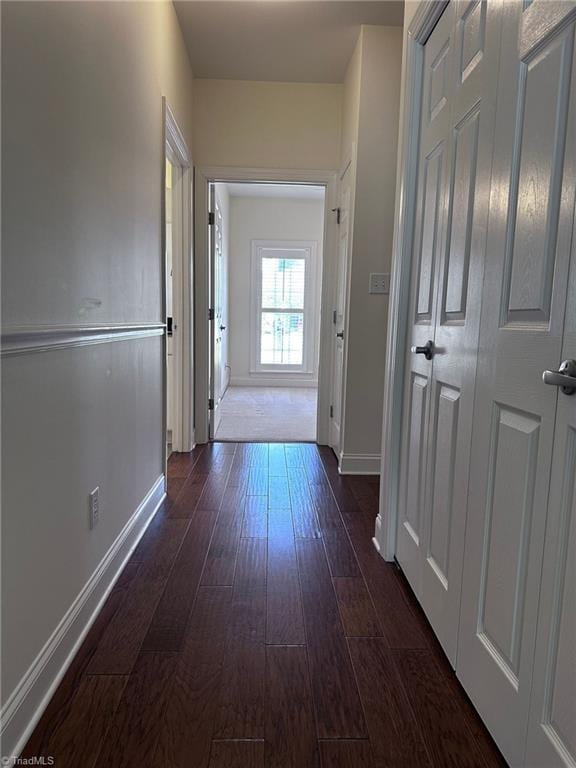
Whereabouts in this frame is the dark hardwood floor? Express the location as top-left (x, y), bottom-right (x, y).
top-left (23, 442), bottom-right (507, 767)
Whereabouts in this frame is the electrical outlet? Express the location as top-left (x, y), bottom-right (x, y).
top-left (369, 272), bottom-right (390, 295)
top-left (89, 487), bottom-right (100, 529)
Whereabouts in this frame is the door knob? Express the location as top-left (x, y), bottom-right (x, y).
top-left (336, 331), bottom-right (344, 339)
top-left (411, 340), bottom-right (435, 360)
top-left (543, 359), bottom-right (576, 395)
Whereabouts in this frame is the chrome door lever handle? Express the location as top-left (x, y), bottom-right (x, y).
top-left (336, 331), bottom-right (344, 339)
top-left (411, 340), bottom-right (435, 360)
top-left (543, 359), bottom-right (576, 395)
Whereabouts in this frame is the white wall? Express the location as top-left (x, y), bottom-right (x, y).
top-left (1, 0), bottom-right (194, 755)
top-left (227, 194), bottom-right (325, 386)
top-left (338, 25), bottom-right (403, 469)
top-left (193, 79), bottom-right (342, 170)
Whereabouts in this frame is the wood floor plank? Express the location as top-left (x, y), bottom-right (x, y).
top-left (167, 445), bottom-right (205, 479)
top-left (209, 741), bottom-right (265, 768)
top-left (301, 443), bottom-right (328, 484)
top-left (22, 588), bottom-right (127, 758)
top-left (393, 649), bottom-right (507, 768)
top-left (267, 510), bottom-right (305, 645)
top-left (248, 465), bottom-right (269, 496)
top-left (309, 483), bottom-right (360, 577)
top-left (348, 638), bottom-right (432, 767)
top-left (228, 451), bottom-right (251, 491)
top-left (95, 652), bottom-right (177, 768)
top-left (318, 741), bottom-right (376, 768)
top-left (168, 471), bottom-right (209, 518)
top-left (287, 467), bottom-right (322, 538)
top-left (153, 587), bottom-right (232, 768)
top-left (234, 538), bottom-right (267, 589)
top-left (247, 443), bottom-right (269, 466)
top-left (201, 484), bottom-right (246, 586)
top-left (213, 587), bottom-right (266, 739)
top-left (87, 519), bottom-right (189, 675)
top-left (142, 506), bottom-right (219, 651)
top-left (284, 443), bottom-right (303, 467)
top-left (268, 443), bottom-right (287, 476)
top-left (265, 646), bottom-right (319, 768)
top-left (296, 539), bottom-right (367, 739)
top-left (333, 577), bottom-right (382, 638)
top-left (269, 475), bottom-right (290, 510)
top-left (26, 675), bottom-right (127, 768)
top-left (242, 495), bottom-right (268, 538)
top-left (197, 454), bottom-right (235, 510)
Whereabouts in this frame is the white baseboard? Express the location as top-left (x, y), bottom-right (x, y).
top-left (338, 453), bottom-right (381, 475)
top-left (229, 376), bottom-right (318, 388)
top-left (1, 474), bottom-right (166, 759)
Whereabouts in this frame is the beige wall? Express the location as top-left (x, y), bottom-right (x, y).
top-left (339, 25), bottom-right (403, 464)
top-left (1, 0), bottom-right (194, 755)
top-left (193, 79), bottom-right (342, 170)
top-left (227, 195), bottom-right (325, 384)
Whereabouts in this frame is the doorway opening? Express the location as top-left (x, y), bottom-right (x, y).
top-left (163, 101), bottom-right (194, 459)
top-left (208, 182), bottom-right (325, 442)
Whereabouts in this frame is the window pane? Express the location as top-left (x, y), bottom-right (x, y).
top-left (261, 257), bottom-right (305, 309)
top-left (261, 312), bottom-right (304, 365)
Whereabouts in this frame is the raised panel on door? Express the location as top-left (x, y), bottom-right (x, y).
top-left (457, 4), bottom-right (576, 764)
top-left (526, 177), bottom-right (576, 768)
top-left (396, 4), bottom-right (455, 595)
top-left (416, 0), bottom-right (502, 666)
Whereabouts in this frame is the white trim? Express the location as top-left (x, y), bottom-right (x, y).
top-left (339, 452), bottom-right (381, 475)
top-left (375, 0), bottom-right (448, 561)
top-left (249, 239), bottom-right (319, 375)
top-left (1, 324), bottom-right (164, 357)
top-left (229, 376), bottom-right (318, 388)
top-left (0, 475), bottom-right (166, 759)
top-left (194, 166), bottom-right (338, 446)
top-left (163, 100), bottom-right (194, 454)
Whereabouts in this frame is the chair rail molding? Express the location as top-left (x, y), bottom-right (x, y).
top-left (1, 323), bottom-right (165, 357)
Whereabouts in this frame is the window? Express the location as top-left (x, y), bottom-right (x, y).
top-left (251, 241), bottom-right (318, 374)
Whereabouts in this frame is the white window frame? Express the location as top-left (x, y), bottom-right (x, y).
top-left (250, 239), bottom-right (318, 375)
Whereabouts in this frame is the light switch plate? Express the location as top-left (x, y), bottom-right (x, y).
top-left (369, 272), bottom-right (390, 295)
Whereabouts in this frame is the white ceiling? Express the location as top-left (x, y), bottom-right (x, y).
top-left (173, 1), bottom-right (404, 84)
top-left (224, 182), bottom-right (325, 200)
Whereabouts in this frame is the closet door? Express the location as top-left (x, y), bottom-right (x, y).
top-left (526, 194), bottom-right (576, 767)
top-left (397, 2), bottom-right (455, 602)
top-left (396, 0), bottom-right (502, 665)
top-left (457, 2), bottom-right (576, 765)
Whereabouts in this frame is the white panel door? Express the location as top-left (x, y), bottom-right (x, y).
top-left (330, 161), bottom-right (352, 454)
top-left (526, 182), bottom-right (576, 768)
top-left (209, 186), bottom-right (225, 438)
top-left (457, 3), bottom-right (576, 765)
top-left (397, 4), bottom-right (454, 594)
top-left (396, 0), bottom-right (502, 664)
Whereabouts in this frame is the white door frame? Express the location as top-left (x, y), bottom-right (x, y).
top-left (373, 1), bottom-right (449, 561)
top-left (163, 99), bottom-right (194, 456)
top-left (194, 166), bottom-right (338, 445)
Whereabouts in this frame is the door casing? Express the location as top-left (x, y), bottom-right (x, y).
top-left (194, 167), bottom-right (338, 445)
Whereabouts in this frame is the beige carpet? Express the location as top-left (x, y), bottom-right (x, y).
top-left (215, 386), bottom-right (317, 441)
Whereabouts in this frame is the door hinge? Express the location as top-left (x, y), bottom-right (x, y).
top-left (329, 405), bottom-right (334, 418)
top-left (331, 207), bottom-right (341, 225)
top-left (208, 397), bottom-right (214, 411)
top-left (332, 309), bottom-right (337, 325)
top-left (208, 211), bottom-right (215, 225)
top-left (208, 307), bottom-right (215, 321)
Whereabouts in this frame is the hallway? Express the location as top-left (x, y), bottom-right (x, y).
top-left (23, 442), bottom-right (505, 767)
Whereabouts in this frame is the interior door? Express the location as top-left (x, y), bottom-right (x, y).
top-left (457, 3), bottom-right (576, 765)
top-left (527, 209), bottom-right (576, 768)
top-left (330, 161), bottom-right (352, 454)
top-left (209, 184), bottom-right (225, 438)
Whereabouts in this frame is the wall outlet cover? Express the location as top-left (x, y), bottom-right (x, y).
top-left (369, 272), bottom-right (390, 295)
